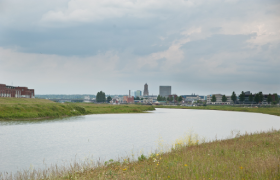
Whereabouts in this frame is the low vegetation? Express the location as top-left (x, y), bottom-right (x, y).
top-left (3, 130), bottom-right (280, 180)
top-left (0, 98), bottom-right (155, 120)
top-left (156, 105), bottom-right (280, 116)
top-left (68, 130), bottom-right (280, 180)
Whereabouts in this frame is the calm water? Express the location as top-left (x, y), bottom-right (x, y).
top-left (1, 108), bottom-right (280, 173)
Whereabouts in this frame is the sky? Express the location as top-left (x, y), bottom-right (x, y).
top-left (0, 0), bottom-right (279, 95)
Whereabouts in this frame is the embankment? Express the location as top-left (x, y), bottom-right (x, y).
top-left (0, 98), bottom-right (155, 120)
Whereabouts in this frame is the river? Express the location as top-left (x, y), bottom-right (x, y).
top-left (1, 108), bottom-right (280, 174)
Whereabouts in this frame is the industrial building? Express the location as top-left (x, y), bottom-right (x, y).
top-left (159, 86), bottom-right (171, 98)
top-left (0, 84), bottom-right (35, 98)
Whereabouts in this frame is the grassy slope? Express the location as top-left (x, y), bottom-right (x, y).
top-left (156, 105), bottom-right (280, 116)
top-left (0, 98), bottom-right (155, 120)
top-left (64, 130), bottom-right (280, 180)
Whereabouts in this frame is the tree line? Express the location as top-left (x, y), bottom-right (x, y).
top-left (157, 95), bottom-right (183, 102)
top-left (211, 91), bottom-right (279, 104)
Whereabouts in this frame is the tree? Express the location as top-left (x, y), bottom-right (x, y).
top-left (157, 95), bottom-right (164, 101)
top-left (211, 95), bottom-right (216, 103)
top-left (259, 92), bottom-right (264, 103)
top-left (222, 95), bottom-right (227, 102)
top-left (239, 91), bottom-right (245, 103)
top-left (167, 96), bottom-right (173, 102)
top-left (267, 94), bottom-right (272, 104)
top-left (273, 93), bottom-right (279, 104)
top-left (231, 91), bottom-right (237, 103)
top-left (249, 93), bottom-right (253, 103)
top-left (107, 96), bottom-right (112, 103)
top-left (96, 91), bottom-right (106, 102)
top-left (254, 93), bottom-right (260, 104)
top-left (178, 96), bottom-right (183, 102)
top-left (135, 96), bottom-right (140, 100)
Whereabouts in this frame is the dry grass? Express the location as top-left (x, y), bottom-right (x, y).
top-left (2, 130), bottom-right (279, 180)
top-left (64, 130), bottom-right (280, 180)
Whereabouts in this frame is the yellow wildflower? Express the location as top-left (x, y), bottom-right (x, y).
top-left (184, 164), bottom-right (188, 167)
top-left (123, 168), bottom-right (127, 171)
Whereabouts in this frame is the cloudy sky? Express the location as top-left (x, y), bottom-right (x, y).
top-left (0, 0), bottom-right (279, 95)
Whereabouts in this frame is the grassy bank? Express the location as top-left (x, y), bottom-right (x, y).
top-left (8, 130), bottom-right (279, 180)
top-left (156, 105), bottom-right (280, 116)
top-left (60, 130), bottom-right (280, 179)
top-left (0, 98), bottom-right (155, 120)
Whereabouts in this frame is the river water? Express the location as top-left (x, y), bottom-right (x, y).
top-left (1, 108), bottom-right (280, 174)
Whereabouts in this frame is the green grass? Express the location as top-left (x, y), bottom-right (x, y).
top-left (0, 98), bottom-right (155, 120)
top-left (40, 129), bottom-right (280, 180)
top-left (156, 105), bottom-right (280, 116)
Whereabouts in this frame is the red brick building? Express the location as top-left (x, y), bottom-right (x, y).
top-left (123, 96), bottom-right (134, 103)
top-left (0, 84), bottom-right (35, 98)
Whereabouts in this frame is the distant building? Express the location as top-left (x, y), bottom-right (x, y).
top-left (207, 94), bottom-right (232, 104)
top-left (143, 83), bottom-right (149, 96)
top-left (0, 84), bottom-right (35, 98)
top-left (135, 90), bottom-right (142, 97)
top-left (159, 86), bottom-right (171, 98)
top-left (129, 90), bottom-right (142, 98)
top-left (123, 96), bottom-right (134, 103)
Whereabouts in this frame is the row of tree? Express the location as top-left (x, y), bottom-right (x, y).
top-left (157, 95), bottom-right (183, 102)
top-left (211, 91), bottom-right (279, 104)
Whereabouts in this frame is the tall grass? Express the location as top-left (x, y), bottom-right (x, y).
top-left (0, 98), bottom-right (155, 120)
top-left (2, 130), bottom-right (280, 180)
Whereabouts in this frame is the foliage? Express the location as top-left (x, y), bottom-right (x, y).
top-left (231, 91), bottom-right (237, 103)
top-left (259, 91), bottom-right (264, 102)
top-left (178, 96), bottom-right (183, 102)
top-left (157, 95), bottom-right (165, 101)
top-left (249, 93), bottom-right (254, 103)
top-left (254, 93), bottom-right (260, 103)
top-left (96, 91), bottom-right (106, 102)
top-left (222, 95), bottom-right (227, 102)
top-left (211, 95), bottom-right (216, 102)
top-left (167, 96), bottom-right (173, 102)
top-left (107, 96), bottom-right (112, 103)
top-left (267, 94), bottom-right (272, 104)
top-left (239, 91), bottom-right (245, 103)
top-left (0, 98), bottom-right (155, 120)
top-left (45, 130), bottom-right (280, 180)
top-left (274, 93), bottom-right (279, 103)
top-left (134, 96), bottom-right (140, 100)
top-left (138, 154), bottom-right (147, 161)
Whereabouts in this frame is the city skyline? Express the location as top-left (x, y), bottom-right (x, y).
top-left (0, 0), bottom-right (279, 95)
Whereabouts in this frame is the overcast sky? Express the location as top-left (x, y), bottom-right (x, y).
top-left (0, 0), bottom-right (279, 95)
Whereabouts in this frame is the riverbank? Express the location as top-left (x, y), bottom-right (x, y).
top-left (19, 129), bottom-right (278, 180)
top-left (156, 105), bottom-right (280, 116)
top-left (0, 98), bottom-right (155, 120)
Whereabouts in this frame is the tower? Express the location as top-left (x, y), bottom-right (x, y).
top-left (143, 83), bottom-right (149, 96)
